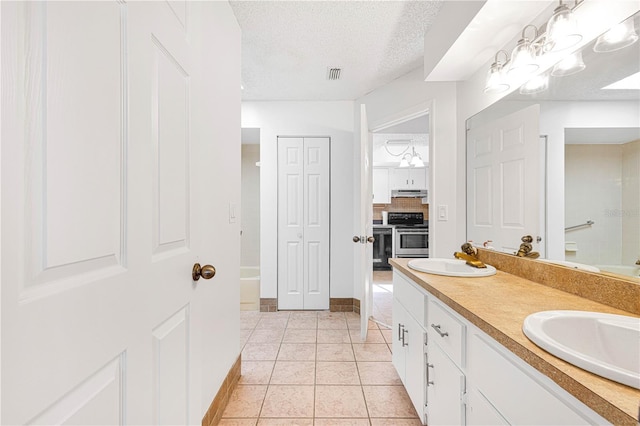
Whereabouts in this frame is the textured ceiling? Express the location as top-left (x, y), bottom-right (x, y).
top-left (230, 1), bottom-right (443, 101)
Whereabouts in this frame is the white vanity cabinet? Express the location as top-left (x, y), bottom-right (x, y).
top-left (392, 269), bottom-right (612, 426)
top-left (373, 167), bottom-right (391, 204)
top-left (426, 298), bottom-right (467, 425)
top-left (392, 272), bottom-right (427, 424)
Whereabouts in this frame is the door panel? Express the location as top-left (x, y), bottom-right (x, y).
top-left (358, 105), bottom-right (373, 339)
top-left (2, 2), bottom-right (241, 424)
top-left (467, 104), bottom-right (541, 253)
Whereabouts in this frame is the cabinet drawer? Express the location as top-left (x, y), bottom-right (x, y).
top-left (393, 272), bottom-right (426, 327)
top-left (428, 299), bottom-right (466, 367)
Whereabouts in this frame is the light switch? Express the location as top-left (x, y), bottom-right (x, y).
top-left (438, 205), bottom-right (448, 221)
top-left (229, 202), bottom-right (237, 223)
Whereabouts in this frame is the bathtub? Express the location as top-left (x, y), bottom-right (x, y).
top-left (240, 266), bottom-right (260, 311)
top-left (595, 264), bottom-right (640, 279)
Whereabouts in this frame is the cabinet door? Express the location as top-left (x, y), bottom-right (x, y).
top-left (391, 168), bottom-right (410, 189)
top-left (427, 343), bottom-right (465, 426)
top-left (392, 298), bottom-right (407, 387)
top-left (467, 387), bottom-right (509, 426)
top-left (408, 167), bottom-right (427, 188)
top-left (404, 313), bottom-right (427, 424)
top-left (373, 167), bottom-right (390, 204)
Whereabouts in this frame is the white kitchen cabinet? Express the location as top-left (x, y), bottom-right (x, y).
top-left (391, 167), bottom-right (428, 190)
top-left (392, 272), bottom-right (427, 424)
top-left (373, 167), bottom-right (390, 204)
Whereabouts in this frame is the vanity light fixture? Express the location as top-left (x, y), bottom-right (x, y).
top-left (551, 50), bottom-right (586, 76)
top-left (544, 0), bottom-right (583, 52)
top-left (484, 50), bottom-right (510, 94)
top-left (508, 25), bottom-right (540, 77)
top-left (594, 17), bottom-right (639, 53)
top-left (520, 72), bottom-right (550, 95)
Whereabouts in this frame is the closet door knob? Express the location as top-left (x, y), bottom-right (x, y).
top-left (192, 263), bottom-right (216, 281)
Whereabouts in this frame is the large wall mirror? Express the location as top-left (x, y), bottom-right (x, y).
top-left (467, 10), bottom-right (640, 281)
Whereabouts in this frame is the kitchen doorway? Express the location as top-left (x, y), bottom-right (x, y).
top-left (370, 111), bottom-right (430, 328)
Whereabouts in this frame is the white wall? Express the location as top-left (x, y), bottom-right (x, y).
top-left (241, 101), bottom-right (355, 299)
top-left (241, 144), bottom-right (260, 267)
top-left (354, 68), bottom-right (458, 300)
top-left (622, 140), bottom-right (640, 266)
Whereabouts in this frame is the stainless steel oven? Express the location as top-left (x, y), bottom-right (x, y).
top-left (394, 226), bottom-right (428, 257)
top-left (372, 226), bottom-right (393, 270)
top-left (388, 212), bottom-right (428, 258)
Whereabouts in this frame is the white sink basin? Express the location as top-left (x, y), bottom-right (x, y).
top-left (407, 258), bottom-right (496, 277)
top-left (523, 311), bottom-right (640, 389)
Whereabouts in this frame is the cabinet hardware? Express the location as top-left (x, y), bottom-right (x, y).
top-left (431, 324), bottom-right (449, 337)
top-left (427, 363), bottom-right (434, 386)
top-left (398, 323), bottom-right (405, 341)
top-left (402, 328), bottom-right (409, 347)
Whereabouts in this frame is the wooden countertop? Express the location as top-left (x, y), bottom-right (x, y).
top-left (390, 258), bottom-right (640, 425)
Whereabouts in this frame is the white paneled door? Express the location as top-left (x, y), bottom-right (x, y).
top-left (277, 137), bottom-right (330, 310)
top-left (467, 104), bottom-right (542, 254)
top-left (1, 2), bottom-right (241, 424)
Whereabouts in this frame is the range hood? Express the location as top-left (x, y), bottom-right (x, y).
top-left (391, 189), bottom-right (428, 198)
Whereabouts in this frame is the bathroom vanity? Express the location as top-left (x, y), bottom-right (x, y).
top-left (390, 255), bottom-right (640, 426)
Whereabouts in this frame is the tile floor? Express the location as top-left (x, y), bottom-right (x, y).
top-left (224, 309), bottom-right (421, 425)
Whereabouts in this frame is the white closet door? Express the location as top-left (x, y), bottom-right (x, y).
top-left (277, 137), bottom-right (329, 310)
top-left (302, 137), bottom-right (330, 310)
top-left (1, 2), bottom-right (240, 424)
top-left (467, 105), bottom-right (541, 254)
top-left (278, 138), bottom-right (306, 309)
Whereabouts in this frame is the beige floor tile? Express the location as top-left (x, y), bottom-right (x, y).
top-left (352, 343), bottom-right (391, 362)
top-left (313, 420), bottom-right (370, 426)
top-left (257, 419), bottom-right (313, 425)
top-left (286, 318), bottom-right (317, 329)
top-left (369, 419), bottom-right (422, 425)
top-left (347, 319), bottom-right (379, 330)
top-left (380, 329), bottom-right (393, 344)
top-left (277, 343), bottom-right (316, 361)
top-left (357, 362), bottom-right (402, 385)
top-left (289, 311), bottom-right (318, 319)
top-left (317, 317), bottom-right (348, 329)
top-left (218, 419), bottom-right (258, 426)
top-left (241, 316), bottom-right (260, 330)
top-left (270, 361), bottom-right (315, 385)
top-left (261, 311), bottom-right (291, 319)
top-left (242, 343), bottom-right (281, 361)
top-left (240, 329), bottom-right (253, 350)
top-left (248, 329), bottom-right (285, 344)
top-left (260, 385), bottom-right (314, 418)
top-left (282, 329), bottom-right (316, 343)
top-left (316, 329), bottom-right (351, 344)
top-left (222, 385), bottom-right (267, 418)
top-left (315, 361), bottom-right (360, 385)
top-left (314, 386), bottom-right (368, 418)
top-left (239, 361), bottom-right (275, 384)
top-left (362, 386), bottom-right (418, 418)
top-left (349, 328), bottom-right (385, 343)
top-left (316, 343), bottom-right (354, 361)
top-left (256, 317), bottom-right (289, 329)
top-left (317, 312), bottom-right (345, 319)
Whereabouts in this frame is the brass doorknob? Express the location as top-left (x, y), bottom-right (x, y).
top-left (367, 236), bottom-right (375, 243)
top-left (192, 263), bottom-right (216, 281)
top-left (353, 236), bottom-right (361, 243)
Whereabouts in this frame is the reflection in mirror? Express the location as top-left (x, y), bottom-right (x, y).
top-left (467, 11), bottom-right (640, 280)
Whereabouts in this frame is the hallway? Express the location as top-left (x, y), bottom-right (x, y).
top-left (221, 310), bottom-right (420, 425)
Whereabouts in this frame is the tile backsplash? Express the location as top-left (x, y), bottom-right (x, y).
top-left (373, 198), bottom-right (428, 221)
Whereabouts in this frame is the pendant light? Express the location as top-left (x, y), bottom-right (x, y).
top-left (509, 26), bottom-right (540, 77)
top-left (551, 50), bottom-right (585, 76)
top-left (484, 50), bottom-right (510, 94)
top-left (399, 154), bottom-right (411, 168)
top-left (409, 147), bottom-right (425, 168)
top-left (594, 17), bottom-right (639, 53)
top-left (545, 1), bottom-right (582, 52)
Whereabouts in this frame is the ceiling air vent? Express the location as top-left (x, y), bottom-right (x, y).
top-left (326, 67), bottom-right (342, 81)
